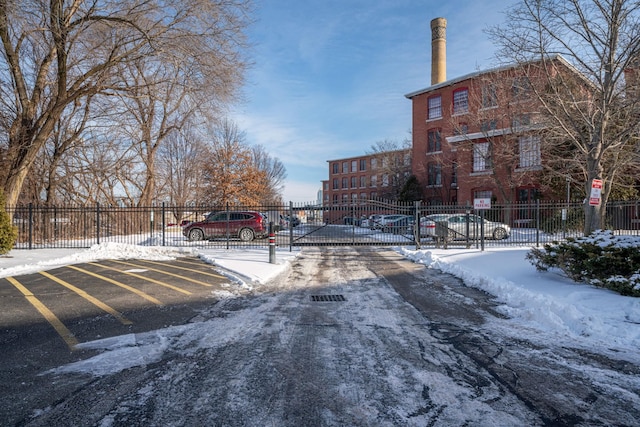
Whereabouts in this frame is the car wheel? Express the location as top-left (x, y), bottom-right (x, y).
top-left (188, 228), bottom-right (204, 241)
top-left (493, 227), bottom-right (508, 240)
top-left (239, 227), bottom-right (255, 242)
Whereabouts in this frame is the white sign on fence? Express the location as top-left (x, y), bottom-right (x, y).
top-left (474, 198), bottom-right (491, 210)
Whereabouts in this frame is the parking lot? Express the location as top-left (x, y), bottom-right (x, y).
top-left (1, 257), bottom-right (230, 351)
top-left (1, 256), bottom-right (238, 424)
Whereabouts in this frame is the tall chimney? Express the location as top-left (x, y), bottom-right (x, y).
top-left (430, 17), bottom-right (447, 85)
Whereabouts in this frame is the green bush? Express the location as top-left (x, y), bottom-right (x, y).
top-left (526, 230), bottom-right (640, 297)
top-left (0, 190), bottom-right (17, 255)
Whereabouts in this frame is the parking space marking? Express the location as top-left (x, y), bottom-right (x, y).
top-left (138, 259), bottom-right (226, 279)
top-left (110, 260), bottom-right (215, 288)
top-left (87, 262), bottom-right (192, 295)
top-left (6, 276), bottom-right (79, 350)
top-left (39, 271), bottom-right (133, 326)
top-left (66, 265), bottom-right (164, 306)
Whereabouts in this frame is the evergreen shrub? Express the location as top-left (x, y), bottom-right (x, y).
top-left (526, 230), bottom-right (640, 297)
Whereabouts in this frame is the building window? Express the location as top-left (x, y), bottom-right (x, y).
top-left (359, 159), bottom-right (366, 171)
top-left (371, 158), bottom-right (378, 169)
top-left (518, 136), bottom-right (541, 168)
top-left (480, 119), bottom-right (498, 133)
top-left (474, 190), bottom-right (492, 199)
top-left (370, 175), bottom-right (377, 187)
top-left (452, 162), bottom-right (458, 186)
top-left (332, 163), bottom-right (339, 174)
top-left (482, 83), bottom-right (498, 108)
top-left (351, 160), bottom-right (357, 172)
top-left (370, 191), bottom-right (377, 199)
top-left (518, 187), bottom-right (540, 202)
top-left (427, 128), bottom-right (441, 152)
top-left (360, 176), bottom-right (367, 188)
top-left (382, 174), bottom-right (389, 187)
top-left (352, 193), bottom-right (358, 202)
top-left (351, 176), bottom-right (357, 188)
top-left (512, 77), bottom-right (531, 101)
top-left (454, 122), bottom-right (468, 135)
top-left (323, 182), bottom-right (328, 190)
top-left (427, 163), bottom-right (442, 186)
top-left (342, 162), bottom-right (349, 173)
top-left (512, 114), bottom-right (531, 128)
top-left (453, 88), bottom-right (469, 114)
top-left (473, 142), bottom-right (492, 172)
top-left (404, 153), bottom-right (411, 166)
top-left (332, 178), bottom-right (339, 190)
top-left (332, 194), bottom-right (338, 203)
top-left (360, 192), bottom-right (367, 200)
top-left (342, 193), bottom-right (348, 202)
top-left (428, 95), bottom-right (442, 120)
top-left (342, 177), bottom-right (348, 188)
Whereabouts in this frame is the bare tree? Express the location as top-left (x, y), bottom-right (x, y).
top-left (368, 138), bottom-right (412, 200)
top-left (0, 0), bottom-right (251, 208)
top-left (250, 145), bottom-right (287, 205)
top-left (488, 0), bottom-right (640, 234)
top-left (156, 125), bottom-right (208, 207)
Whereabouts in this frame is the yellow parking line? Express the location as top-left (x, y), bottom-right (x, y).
top-left (67, 265), bottom-right (163, 306)
top-left (39, 271), bottom-right (133, 326)
top-left (6, 277), bottom-right (79, 350)
top-left (137, 259), bottom-right (226, 279)
top-left (110, 260), bottom-right (214, 288)
top-left (88, 263), bottom-right (192, 295)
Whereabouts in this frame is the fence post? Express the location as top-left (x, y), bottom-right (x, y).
top-left (28, 203), bottom-right (33, 250)
top-left (96, 203), bottom-right (100, 245)
top-left (269, 222), bottom-right (276, 264)
top-left (414, 201), bottom-right (421, 250)
top-left (289, 201), bottom-right (293, 251)
top-left (536, 200), bottom-right (540, 247)
top-left (162, 202), bottom-right (166, 246)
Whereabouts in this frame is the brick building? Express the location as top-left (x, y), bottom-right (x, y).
top-left (321, 150), bottom-right (411, 221)
top-left (405, 17), bottom-right (576, 206)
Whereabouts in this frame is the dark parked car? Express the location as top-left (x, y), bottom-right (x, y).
top-left (182, 211), bottom-right (268, 242)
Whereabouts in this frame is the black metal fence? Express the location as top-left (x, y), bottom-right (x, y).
top-left (7, 200), bottom-right (640, 250)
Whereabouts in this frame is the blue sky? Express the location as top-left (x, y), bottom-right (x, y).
top-left (231, 0), bottom-right (519, 202)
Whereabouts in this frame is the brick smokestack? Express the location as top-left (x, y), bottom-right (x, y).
top-left (431, 17), bottom-right (447, 85)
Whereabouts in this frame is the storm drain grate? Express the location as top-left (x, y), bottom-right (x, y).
top-left (310, 294), bottom-right (346, 302)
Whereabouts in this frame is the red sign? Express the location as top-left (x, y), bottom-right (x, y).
top-left (589, 179), bottom-right (602, 206)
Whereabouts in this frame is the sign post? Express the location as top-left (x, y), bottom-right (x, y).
top-left (473, 198), bottom-right (491, 251)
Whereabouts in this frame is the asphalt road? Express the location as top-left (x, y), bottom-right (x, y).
top-left (0, 257), bottom-right (230, 425)
top-left (1, 248), bottom-right (639, 426)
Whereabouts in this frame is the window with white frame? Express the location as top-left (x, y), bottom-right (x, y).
top-left (371, 158), bottom-right (378, 169)
top-left (453, 88), bottom-right (469, 114)
top-left (359, 159), bottom-right (367, 171)
top-left (351, 160), bottom-right (357, 172)
top-left (382, 174), bottom-right (389, 187)
top-left (473, 142), bottom-right (492, 172)
top-left (370, 175), bottom-right (377, 187)
top-left (518, 135), bottom-right (541, 168)
top-left (428, 95), bottom-right (442, 119)
top-left (360, 176), bottom-right (366, 188)
top-left (342, 162), bottom-right (349, 173)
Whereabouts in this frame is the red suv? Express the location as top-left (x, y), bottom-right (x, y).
top-left (182, 211), bottom-right (267, 242)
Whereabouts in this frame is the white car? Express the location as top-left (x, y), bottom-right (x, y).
top-left (419, 214), bottom-right (510, 240)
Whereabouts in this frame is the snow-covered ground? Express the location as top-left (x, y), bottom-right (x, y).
top-left (1, 239), bottom-right (639, 375)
